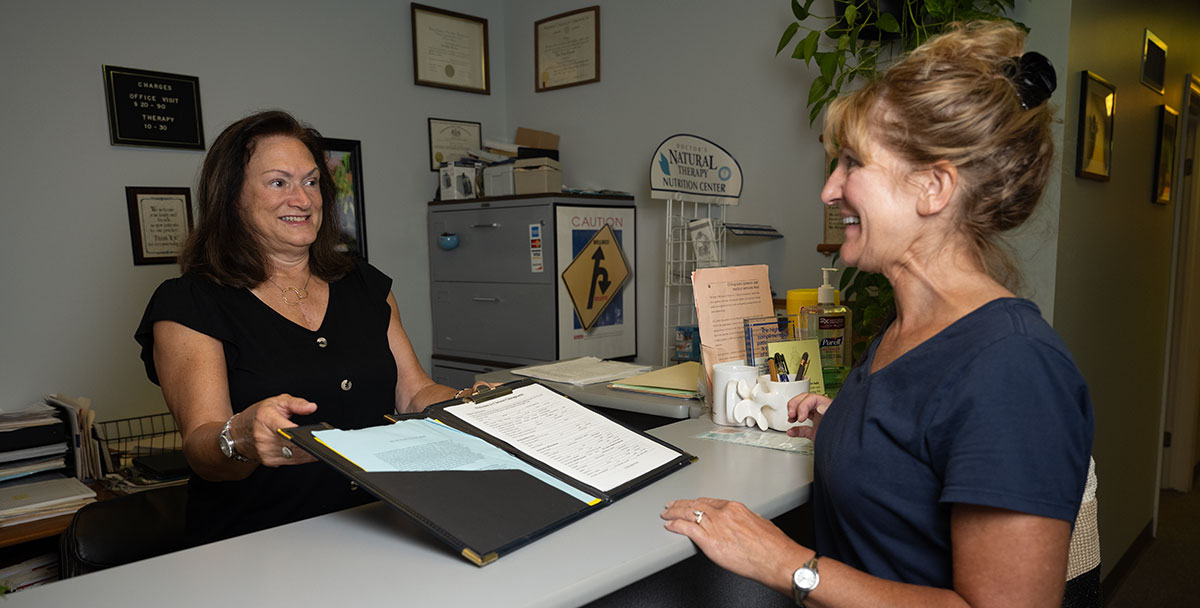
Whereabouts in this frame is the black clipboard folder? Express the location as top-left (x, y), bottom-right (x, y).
top-left (279, 379), bottom-right (694, 566)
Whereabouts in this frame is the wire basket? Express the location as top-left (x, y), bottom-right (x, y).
top-left (94, 413), bottom-right (188, 489)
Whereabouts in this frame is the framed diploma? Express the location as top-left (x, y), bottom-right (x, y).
top-left (535, 6), bottom-right (600, 92)
top-left (411, 3), bottom-right (490, 95)
top-left (428, 118), bottom-right (482, 171)
top-left (125, 187), bottom-right (194, 265)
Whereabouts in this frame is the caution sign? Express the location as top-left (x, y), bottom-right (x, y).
top-left (560, 224), bottom-right (630, 331)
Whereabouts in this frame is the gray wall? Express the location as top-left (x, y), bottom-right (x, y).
top-left (1056, 0), bottom-right (1200, 577)
top-left (0, 0), bottom-right (507, 419)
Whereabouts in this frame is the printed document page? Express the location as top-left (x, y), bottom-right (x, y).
top-left (692, 265), bottom-right (775, 365)
top-left (313, 419), bottom-right (598, 504)
top-left (446, 383), bottom-right (680, 493)
top-left (512, 357), bottom-right (651, 386)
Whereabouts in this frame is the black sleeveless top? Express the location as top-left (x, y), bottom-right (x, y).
top-left (135, 262), bottom-right (397, 545)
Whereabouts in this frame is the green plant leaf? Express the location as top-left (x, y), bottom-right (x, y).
top-left (791, 0), bottom-right (809, 21)
top-left (778, 22), bottom-right (801, 55)
top-left (877, 12), bottom-right (900, 33)
top-left (808, 76), bottom-right (831, 106)
top-left (844, 3), bottom-right (857, 27)
top-left (839, 267), bottom-right (857, 291)
top-left (794, 29), bottom-right (820, 62)
top-left (808, 100), bottom-right (825, 126)
top-left (816, 51), bottom-right (838, 82)
top-left (836, 34), bottom-right (850, 52)
top-left (852, 340), bottom-right (867, 362)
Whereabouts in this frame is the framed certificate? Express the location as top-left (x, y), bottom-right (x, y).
top-left (535, 6), bottom-right (600, 92)
top-left (411, 3), bottom-right (490, 95)
top-left (427, 118), bottom-right (482, 171)
top-left (125, 187), bottom-right (194, 265)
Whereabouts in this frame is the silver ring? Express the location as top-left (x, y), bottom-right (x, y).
top-left (693, 510), bottom-right (704, 524)
top-left (282, 446), bottom-right (293, 460)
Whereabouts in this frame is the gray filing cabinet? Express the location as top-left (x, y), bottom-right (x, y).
top-left (428, 193), bottom-right (636, 385)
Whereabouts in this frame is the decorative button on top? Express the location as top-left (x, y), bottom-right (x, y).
top-left (316, 337), bottom-right (328, 348)
top-left (341, 379), bottom-right (353, 391)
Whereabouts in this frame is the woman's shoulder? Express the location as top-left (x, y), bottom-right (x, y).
top-left (149, 273), bottom-right (238, 306)
top-left (337, 260), bottom-right (393, 297)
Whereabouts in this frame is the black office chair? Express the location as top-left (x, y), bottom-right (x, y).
top-left (59, 484), bottom-right (189, 578)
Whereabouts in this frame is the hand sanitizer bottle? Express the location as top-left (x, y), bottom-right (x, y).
top-left (804, 267), bottom-right (852, 397)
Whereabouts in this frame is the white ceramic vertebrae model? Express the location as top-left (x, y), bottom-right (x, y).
top-left (732, 375), bottom-right (812, 432)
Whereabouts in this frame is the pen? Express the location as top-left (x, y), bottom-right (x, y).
top-left (775, 353), bottom-right (790, 382)
top-left (799, 352), bottom-right (810, 381)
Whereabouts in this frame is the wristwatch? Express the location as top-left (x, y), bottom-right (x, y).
top-left (219, 415), bottom-right (253, 463)
top-left (792, 552), bottom-right (821, 606)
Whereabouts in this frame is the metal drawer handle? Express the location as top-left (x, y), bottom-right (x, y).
top-left (469, 223), bottom-right (501, 228)
top-left (471, 297), bottom-right (502, 303)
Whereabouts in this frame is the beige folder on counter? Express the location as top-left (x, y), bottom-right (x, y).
top-left (607, 362), bottom-right (702, 399)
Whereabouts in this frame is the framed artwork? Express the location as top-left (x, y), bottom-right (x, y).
top-left (427, 118), bottom-right (481, 171)
top-left (125, 187), bottom-right (193, 265)
top-left (322, 138), bottom-right (368, 261)
top-left (1153, 105), bottom-right (1179, 205)
top-left (535, 6), bottom-right (600, 92)
top-left (411, 3), bottom-right (490, 95)
top-left (1076, 71), bottom-right (1116, 181)
top-left (103, 65), bottom-right (204, 150)
top-left (1141, 29), bottom-right (1167, 95)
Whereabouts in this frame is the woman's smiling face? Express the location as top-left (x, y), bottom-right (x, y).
top-left (820, 131), bottom-right (924, 273)
top-left (240, 135), bottom-right (323, 258)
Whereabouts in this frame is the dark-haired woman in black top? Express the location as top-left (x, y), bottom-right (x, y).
top-left (135, 110), bottom-right (482, 545)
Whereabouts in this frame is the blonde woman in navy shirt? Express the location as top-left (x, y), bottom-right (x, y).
top-left (663, 21), bottom-right (1093, 607)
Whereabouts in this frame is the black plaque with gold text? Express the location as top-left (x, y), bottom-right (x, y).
top-left (103, 65), bottom-right (204, 149)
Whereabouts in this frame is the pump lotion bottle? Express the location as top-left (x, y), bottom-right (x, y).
top-left (804, 267), bottom-right (852, 397)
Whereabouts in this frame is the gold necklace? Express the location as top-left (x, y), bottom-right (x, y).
top-left (266, 271), bottom-right (311, 305)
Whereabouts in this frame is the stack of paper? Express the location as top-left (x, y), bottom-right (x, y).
top-left (608, 362), bottom-right (702, 400)
top-left (511, 357), bottom-right (652, 386)
top-left (0, 553), bottom-right (58, 593)
top-left (0, 402), bottom-right (66, 483)
top-left (0, 475), bottom-right (96, 528)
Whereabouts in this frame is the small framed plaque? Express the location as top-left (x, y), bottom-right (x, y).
top-left (1076, 71), bottom-right (1116, 182)
top-left (411, 3), bottom-right (490, 95)
top-left (125, 187), bottom-right (194, 265)
top-left (1140, 29), bottom-right (1166, 95)
top-left (427, 118), bottom-right (482, 171)
top-left (1152, 105), bottom-right (1178, 205)
top-left (103, 65), bottom-right (205, 149)
top-left (322, 138), bottom-right (368, 260)
top-left (535, 6), bottom-right (600, 92)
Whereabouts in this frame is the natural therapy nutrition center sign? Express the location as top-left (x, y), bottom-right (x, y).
top-left (649, 134), bottom-right (743, 205)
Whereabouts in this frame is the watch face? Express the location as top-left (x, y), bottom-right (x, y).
top-left (794, 567), bottom-right (819, 590)
top-left (219, 434), bottom-right (234, 458)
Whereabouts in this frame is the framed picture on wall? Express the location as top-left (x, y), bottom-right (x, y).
top-left (427, 118), bottom-right (482, 171)
top-left (322, 138), bottom-right (368, 261)
top-left (411, 3), bottom-right (490, 95)
top-left (1153, 105), bottom-right (1178, 205)
top-left (1076, 71), bottom-right (1116, 182)
top-left (125, 186), bottom-right (194, 265)
top-left (1140, 29), bottom-right (1167, 95)
top-left (535, 6), bottom-right (600, 92)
